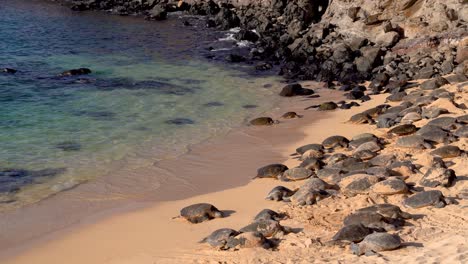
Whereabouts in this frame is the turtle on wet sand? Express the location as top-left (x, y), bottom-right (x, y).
top-left (179, 203), bottom-right (223, 223)
top-left (265, 186), bottom-right (295, 201)
top-left (250, 117), bottom-right (277, 126)
top-left (200, 228), bottom-right (239, 248)
top-left (351, 233), bottom-right (401, 256)
top-left (282, 112), bottom-right (303, 119)
top-left (255, 164), bottom-right (288, 179)
top-left (295, 144), bottom-right (324, 155)
top-left (348, 113), bottom-right (374, 124)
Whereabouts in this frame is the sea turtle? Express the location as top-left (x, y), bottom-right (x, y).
top-left (399, 105), bottom-right (422, 116)
top-left (422, 107), bottom-right (449, 119)
top-left (301, 148), bottom-right (325, 160)
top-left (316, 168), bottom-right (344, 184)
top-left (282, 112), bottom-right (303, 119)
top-left (456, 114), bottom-right (468, 124)
top-left (239, 219), bottom-right (287, 237)
top-left (371, 178), bottom-right (409, 195)
top-left (430, 145), bottom-right (462, 158)
top-left (356, 204), bottom-right (411, 219)
top-left (388, 160), bottom-right (417, 175)
top-left (401, 112), bottom-right (422, 124)
top-left (200, 228), bottom-right (239, 248)
top-left (388, 124), bottom-right (418, 136)
top-left (386, 91), bottom-right (407, 102)
top-left (352, 133), bottom-right (378, 141)
top-left (179, 203), bottom-right (223, 223)
top-left (340, 174), bottom-right (382, 196)
top-left (403, 190), bottom-right (446, 208)
top-left (427, 116), bottom-right (458, 130)
top-left (295, 144), bottom-right (324, 155)
top-left (416, 125), bottom-right (454, 144)
top-left (353, 150), bottom-right (378, 160)
top-left (250, 117), bottom-right (276, 126)
top-left (325, 153), bottom-right (348, 165)
top-left (363, 105), bottom-right (390, 118)
top-left (350, 233), bottom-right (401, 256)
top-left (353, 141), bottom-right (382, 153)
top-left (332, 224), bottom-right (373, 243)
top-left (281, 167), bottom-right (314, 181)
top-left (299, 157), bottom-right (323, 170)
top-left (366, 167), bottom-right (392, 178)
top-left (283, 180), bottom-right (330, 206)
top-left (420, 167), bottom-right (456, 188)
top-left (369, 154), bottom-right (396, 167)
top-left (318, 102), bottom-right (338, 111)
top-left (254, 209), bottom-right (286, 221)
top-left (333, 157), bottom-right (370, 173)
top-left (454, 126), bottom-right (468, 138)
top-left (348, 113), bottom-right (374, 124)
top-left (265, 186), bottom-right (295, 201)
top-left (225, 232), bottom-right (270, 250)
top-left (255, 164), bottom-right (288, 179)
top-left (344, 211), bottom-right (396, 231)
top-left (395, 135), bottom-right (432, 149)
top-left (349, 136), bottom-right (379, 150)
top-left (60, 68), bottom-right (91, 76)
top-left (322, 135), bottom-right (349, 149)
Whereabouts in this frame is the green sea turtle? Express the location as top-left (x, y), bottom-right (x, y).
top-left (332, 224), bottom-right (373, 243)
top-left (417, 125), bottom-right (454, 144)
top-left (318, 102), bottom-right (338, 111)
top-left (239, 219), bottom-right (288, 238)
top-left (225, 232), bottom-right (270, 249)
top-left (350, 233), bottom-right (401, 256)
top-left (403, 190), bottom-right (446, 208)
top-left (353, 141), bottom-right (382, 153)
top-left (179, 203), bottom-right (223, 223)
top-left (254, 209), bottom-right (286, 221)
top-left (322, 135), bottom-right (349, 149)
top-left (348, 113), bottom-right (374, 124)
top-left (344, 211), bottom-right (396, 231)
top-left (369, 154), bottom-right (396, 167)
top-left (422, 107), bottom-right (449, 119)
top-left (326, 153), bottom-right (348, 165)
top-left (430, 145), bottom-right (462, 158)
top-left (333, 157), bottom-right (370, 173)
top-left (255, 164), bottom-right (288, 179)
top-left (250, 117), bottom-right (277, 126)
top-left (282, 112), bottom-right (303, 119)
top-left (316, 168), bottom-right (343, 184)
top-left (301, 148), bottom-right (325, 160)
top-left (353, 150), bottom-right (378, 160)
top-left (363, 105), bottom-right (390, 118)
top-left (456, 114), bottom-right (468, 124)
top-left (356, 204), bottom-right (411, 219)
top-left (349, 136), bottom-right (379, 150)
top-left (265, 186), bottom-right (295, 201)
top-left (371, 178), bottom-right (409, 195)
top-left (283, 179), bottom-right (331, 206)
top-left (420, 167), bottom-right (456, 188)
top-left (395, 135), bottom-right (432, 149)
top-left (352, 133), bottom-right (378, 141)
top-left (281, 167), bottom-right (314, 181)
top-left (388, 124), bottom-right (418, 136)
top-left (200, 228), bottom-right (239, 248)
top-left (454, 126), bottom-right (468, 138)
top-left (401, 112), bottom-right (422, 123)
top-left (299, 157), bottom-right (323, 170)
top-left (427, 116), bottom-right (457, 130)
top-left (340, 174), bottom-right (381, 196)
top-left (295, 144), bottom-right (324, 155)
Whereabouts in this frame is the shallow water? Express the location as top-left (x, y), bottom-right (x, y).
top-left (0, 0), bottom-right (280, 209)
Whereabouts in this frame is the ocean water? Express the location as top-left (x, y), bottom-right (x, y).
top-left (0, 0), bottom-right (279, 209)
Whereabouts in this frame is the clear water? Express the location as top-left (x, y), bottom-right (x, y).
top-left (0, 0), bottom-right (279, 209)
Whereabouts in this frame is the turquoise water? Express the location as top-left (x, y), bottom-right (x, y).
top-left (0, 0), bottom-right (279, 208)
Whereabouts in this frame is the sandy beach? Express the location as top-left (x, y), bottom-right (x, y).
top-left (4, 79), bottom-right (466, 264)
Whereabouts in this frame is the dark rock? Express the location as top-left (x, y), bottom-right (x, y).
top-left (60, 68), bottom-right (91, 76)
top-left (279, 83), bottom-right (314, 97)
top-left (146, 4), bottom-right (167, 21)
top-left (226, 54), bottom-right (246, 63)
top-left (234, 29), bottom-right (259, 42)
top-left (2, 68), bottom-right (17, 74)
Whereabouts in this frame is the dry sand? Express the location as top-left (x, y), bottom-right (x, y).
top-left (3, 82), bottom-right (468, 264)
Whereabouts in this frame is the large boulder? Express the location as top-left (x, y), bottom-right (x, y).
top-left (279, 83), bottom-right (314, 97)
